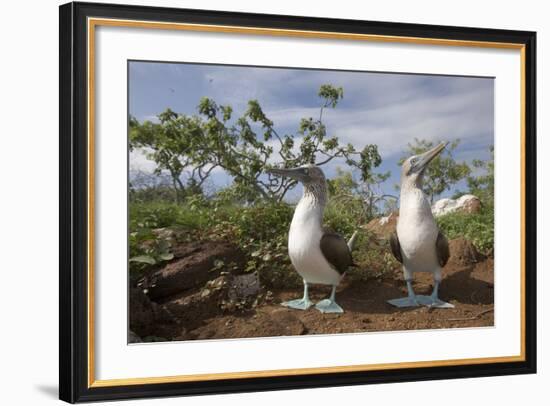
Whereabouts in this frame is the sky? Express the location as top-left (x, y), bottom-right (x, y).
top-left (129, 61), bottom-right (494, 202)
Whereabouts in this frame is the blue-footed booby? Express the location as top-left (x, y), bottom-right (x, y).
top-left (388, 142), bottom-right (454, 308)
top-left (268, 165), bottom-right (358, 313)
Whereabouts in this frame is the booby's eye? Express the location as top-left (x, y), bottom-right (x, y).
top-left (410, 158), bottom-right (418, 165)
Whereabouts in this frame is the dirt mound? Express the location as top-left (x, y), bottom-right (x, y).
top-left (364, 211), bottom-right (398, 239)
top-left (448, 237), bottom-right (485, 267)
top-left (138, 240), bottom-right (246, 300)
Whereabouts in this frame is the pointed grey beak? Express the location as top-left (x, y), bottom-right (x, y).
top-left (414, 142), bottom-right (447, 172)
top-left (266, 167), bottom-right (310, 183)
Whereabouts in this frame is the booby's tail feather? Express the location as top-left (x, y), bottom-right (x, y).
top-left (347, 230), bottom-right (359, 252)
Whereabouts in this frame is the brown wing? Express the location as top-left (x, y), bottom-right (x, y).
top-left (320, 231), bottom-right (353, 274)
top-left (389, 232), bottom-right (403, 264)
top-left (436, 230), bottom-right (450, 267)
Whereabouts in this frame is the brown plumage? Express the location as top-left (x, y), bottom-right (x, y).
top-left (435, 231), bottom-right (450, 267)
top-left (389, 230), bottom-right (450, 267)
top-left (389, 232), bottom-right (403, 264)
top-left (320, 231), bottom-right (354, 275)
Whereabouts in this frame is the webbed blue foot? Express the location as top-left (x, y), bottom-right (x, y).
top-left (388, 279), bottom-right (420, 307)
top-left (417, 283), bottom-right (455, 309)
top-left (315, 299), bottom-right (344, 313)
top-left (282, 297), bottom-right (313, 310)
top-left (387, 296), bottom-right (420, 307)
top-left (416, 294), bottom-right (454, 308)
top-left (416, 281), bottom-right (455, 308)
top-left (315, 285), bottom-right (344, 313)
top-left (282, 281), bottom-right (313, 310)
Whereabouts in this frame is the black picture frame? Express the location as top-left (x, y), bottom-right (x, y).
top-left (59, 1), bottom-right (537, 403)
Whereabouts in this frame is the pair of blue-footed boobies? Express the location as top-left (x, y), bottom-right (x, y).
top-left (268, 142), bottom-right (453, 313)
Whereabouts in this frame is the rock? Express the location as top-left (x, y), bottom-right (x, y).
top-left (228, 272), bottom-right (261, 299)
top-left (432, 194), bottom-right (481, 217)
top-left (129, 287), bottom-right (178, 338)
top-left (267, 309), bottom-right (306, 336)
top-left (161, 272), bottom-right (264, 333)
top-left (448, 237), bottom-right (484, 267)
top-left (162, 274), bottom-right (231, 333)
top-left (138, 241), bottom-right (246, 300)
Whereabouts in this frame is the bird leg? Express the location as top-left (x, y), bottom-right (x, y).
top-left (431, 281), bottom-right (440, 300)
top-left (282, 280), bottom-right (313, 310)
top-left (315, 285), bottom-right (344, 314)
top-left (387, 279), bottom-right (421, 307)
top-left (416, 280), bottom-right (455, 308)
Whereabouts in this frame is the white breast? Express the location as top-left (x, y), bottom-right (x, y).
top-left (397, 188), bottom-right (440, 274)
top-left (288, 197), bottom-right (342, 286)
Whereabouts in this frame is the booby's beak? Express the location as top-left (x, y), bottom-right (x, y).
top-left (411, 142), bottom-right (448, 174)
top-left (266, 167), bottom-right (311, 183)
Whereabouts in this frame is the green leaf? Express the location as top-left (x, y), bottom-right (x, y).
top-left (158, 252), bottom-right (174, 261)
top-left (129, 255), bottom-right (156, 265)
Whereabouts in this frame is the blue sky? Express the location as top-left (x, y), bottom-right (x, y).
top-left (129, 61), bottom-right (494, 202)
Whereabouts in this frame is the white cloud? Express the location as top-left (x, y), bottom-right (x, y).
top-left (129, 149), bottom-right (157, 173)
top-left (261, 77), bottom-right (493, 160)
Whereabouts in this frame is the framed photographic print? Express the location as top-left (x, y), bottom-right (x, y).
top-left (59, 1), bottom-right (537, 403)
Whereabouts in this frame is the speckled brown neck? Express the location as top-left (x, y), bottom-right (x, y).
top-left (303, 180), bottom-right (328, 208)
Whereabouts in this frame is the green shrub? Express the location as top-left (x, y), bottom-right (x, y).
top-left (129, 201), bottom-right (208, 231)
top-left (128, 197), bottom-right (372, 289)
top-left (222, 204), bottom-right (300, 288)
top-left (436, 205), bottom-right (494, 253)
top-left (324, 202), bottom-right (362, 238)
top-left (343, 230), bottom-right (399, 282)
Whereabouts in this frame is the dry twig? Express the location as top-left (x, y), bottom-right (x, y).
top-left (447, 307), bottom-right (494, 322)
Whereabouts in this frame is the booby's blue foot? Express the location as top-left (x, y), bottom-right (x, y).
top-left (315, 299), bottom-right (344, 313)
top-left (388, 280), bottom-right (420, 307)
top-left (416, 282), bottom-right (454, 308)
top-left (282, 298), bottom-right (313, 310)
top-left (282, 281), bottom-right (313, 310)
top-left (416, 295), bottom-right (454, 308)
top-left (315, 285), bottom-right (344, 313)
top-left (387, 296), bottom-right (420, 308)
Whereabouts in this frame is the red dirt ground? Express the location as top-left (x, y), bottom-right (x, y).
top-left (131, 250), bottom-right (494, 342)
top-left (184, 259), bottom-right (494, 340)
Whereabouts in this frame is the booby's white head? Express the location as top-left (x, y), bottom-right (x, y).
top-left (400, 142), bottom-right (447, 189)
